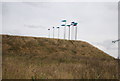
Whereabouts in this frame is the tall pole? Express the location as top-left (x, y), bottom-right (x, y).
top-left (71, 22), bottom-right (75, 40)
top-left (62, 20), bottom-right (67, 40)
top-left (73, 26), bottom-right (75, 40)
top-left (75, 26), bottom-right (77, 40)
top-left (57, 27), bottom-right (60, 39)
top-left (69, 26), bottom-right (70, 40)
top-left (74, 23), bottom-right (78, 40)
top-left (53, 27), bottom-right (54, 38)
top-left (71, 25), bottom-right (73, 40)
top-left (64, 22), bottom-right (66, 39)
top-left (67, 25), bottom-right (71, 40)
top-left (48, 29), bottom-right (50, 38)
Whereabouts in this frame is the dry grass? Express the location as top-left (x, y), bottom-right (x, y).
top-left (2, 35), bottom-right (118, 79)
top-left (0, 35), bottom-right (2, 80)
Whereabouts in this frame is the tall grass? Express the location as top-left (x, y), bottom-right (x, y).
top-left (2, 35), bottom-right (118, 79)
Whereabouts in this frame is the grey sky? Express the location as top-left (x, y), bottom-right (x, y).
top-left (1, 2), bottom-right (118, 58)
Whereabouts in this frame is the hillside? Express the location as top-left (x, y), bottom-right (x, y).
top-left (2, 35), bottom-right (118, 79)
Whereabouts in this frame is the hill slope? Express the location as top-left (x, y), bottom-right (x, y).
top-left (2, 35), bottom-right (118, 79)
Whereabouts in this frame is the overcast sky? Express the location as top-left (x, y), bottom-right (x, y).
top-left (1, 2), bottom-right (118, 58)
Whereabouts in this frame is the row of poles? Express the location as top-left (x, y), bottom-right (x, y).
top-left (48, 20), bottom-right (78, 40)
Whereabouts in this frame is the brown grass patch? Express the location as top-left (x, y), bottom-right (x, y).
top-left (2, 35), bottom-right (118, 79)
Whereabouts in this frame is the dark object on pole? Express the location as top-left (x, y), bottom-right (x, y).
top-left (67, 25), bottom-right (71, 40)
top-left (57, 27), bottom-right (60, 39)
top-left (112, 39), bottom-right (120, 43)
top-left (61, 24), bottom-right (65, 26)
top-left (53, 27), bottom-right (55, 38)
top-left (73, 23), bottom-right (78, 26)
top-left (71, 22), bottom-right (75, 25)
top-left (48, 29), bottom-right (50, 38)
top-left (62, 20), bottom-right (67, 22)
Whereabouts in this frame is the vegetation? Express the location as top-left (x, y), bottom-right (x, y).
top-left (2, 35), bottom-right (119, 79)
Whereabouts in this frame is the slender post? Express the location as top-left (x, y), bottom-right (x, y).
top-left (71, 25), bottom-right (73, 40)
top-left (58, 28), bottom-right (59, 39)
top-left (62, 20), bottom-right (67, 40)
top-left (75, 26), bottom-right (77, 40)
top-left (67, 25), bottom-right (71, 40)
top-left (71, 22), bottom-right (75, 40)
top-left (53, 27), bottom-right (54, 38)
top-left (73, 26), bottom-right (75, 40)
top-left (64, 22), bottom-right (66, 39)
top-left (57, 27), bottom-right (60, 39)
top-left (69, 26), bottom-right (70, 40)
top-left (48, 29), bottom-right (50, 38)
top-left (61, 24), bottom-right (65, 39)
top-left (74, 23), bottom-right (78, 40)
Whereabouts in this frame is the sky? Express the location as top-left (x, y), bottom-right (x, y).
top-left (1, 2), bottom-right (118, 58)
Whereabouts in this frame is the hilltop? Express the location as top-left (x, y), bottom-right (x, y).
top-left (2, 35), bottom-right (118, 79)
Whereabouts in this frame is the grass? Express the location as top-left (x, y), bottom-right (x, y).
top-left (2, 35), bottom-right (119, 79)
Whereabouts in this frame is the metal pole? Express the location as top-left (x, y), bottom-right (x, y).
top-left (71, 25), bottom-right (73, 40)
top-left (48, 29), bottom-right (50, 38)
top-left (57, 27), bottom-right (60, 39)
top-left (58, 28), bottom-right (60, 39)
top-left (69, 26), bottom-right (70, 40)
top-left (49, 29), bottom-right (50, 38)
top-left (53, 27), bottom-right (54, 38)
top-left (67, 25), bottom-right (71, 40)
top-left (73, 26), bottom-right (75, 40)
top-left (71, 22), bottom-right (75, 40)
top-left (75, 26), bottom-right (77, 40)
top-left (64, 22), bottom-right (66, 39)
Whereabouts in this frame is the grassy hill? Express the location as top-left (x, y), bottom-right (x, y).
top-left (2, 35), bottom-right (118, 79)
